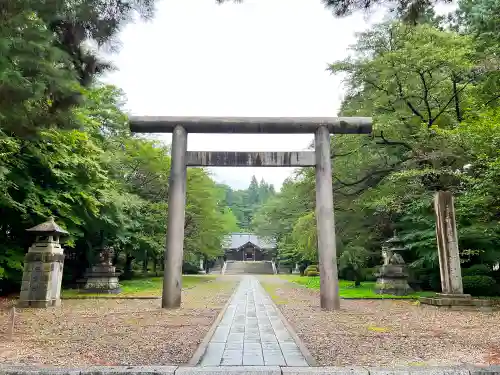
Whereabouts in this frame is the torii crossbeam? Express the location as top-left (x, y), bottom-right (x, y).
top-left (129, 116), bottom-right (372, 311)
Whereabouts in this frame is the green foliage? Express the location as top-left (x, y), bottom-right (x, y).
top-left (306, 270), bottom-right (320, 277)
top-left (462, 275), bottom-right (498, 296)
top-left (304, 264), bottom-right (319, 276)
top-left (62, 275), bottom-right (215, 297)
top-left (0, 0), bottom-right (237, 290)
top-left (279, 276), bottom-right (436, 299)
top-left (219, 176), bottom-right (275, 230)
top-left (305, 264), bottom-right (319, 272)
top-left (254, 15), bottom-right (500, 295)
top-left (462, 264), bottom-right (493, 277)
top-left (361, 267), bottom-right (378, 282)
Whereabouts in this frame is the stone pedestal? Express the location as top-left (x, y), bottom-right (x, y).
top-left (375, 264), bottom-right (413, 296)
top-left (83, 264), bottom-right (120, 294)
top-left (19, 218), bottom-right (68, 308)
top-left (420, 293), bottom-right (497, 311)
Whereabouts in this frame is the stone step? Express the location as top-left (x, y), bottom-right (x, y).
top-left (224, 261), bottom-right (274, 275)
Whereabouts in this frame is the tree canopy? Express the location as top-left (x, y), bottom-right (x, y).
top-left (0, 0), bottom-right (238, 291)
top-left (253, 3), bottom-right (500, 289)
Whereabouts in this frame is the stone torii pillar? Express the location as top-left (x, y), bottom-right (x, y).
top-left (130, 116), bottom-right (372, 310)
top-left (315, 126), bottom-right (340, 310)
top-left (163, 125), bottom-right (187, 308)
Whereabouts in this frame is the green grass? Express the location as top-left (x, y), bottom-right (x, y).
top-left (279, 275), bottom-right (436, 299)
top-left (62, 275), bottom-right (217, 298)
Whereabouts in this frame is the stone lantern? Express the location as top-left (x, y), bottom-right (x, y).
top-left (375, 231), bottom-right (413, 296)
top-left (19, 217), bottom-right (68, 308)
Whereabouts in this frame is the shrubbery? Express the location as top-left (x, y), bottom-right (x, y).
top-left (462, 275), bottom-right (498, 296)
top-left (462, 264), bottom-right (492, 277)
top-left (306, 270), bottom-right (320, 277)
top-left (304, 264), bottom-right (319, 276)
top-left (182, 262), bottom-right (201, 274)
top-left (361, 267), bottom-right (378, 282)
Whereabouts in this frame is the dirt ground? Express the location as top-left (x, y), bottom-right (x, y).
top-left (259, 276), bottom-right (500, 367)
top-left (0, 277), bottom-right (237, 366)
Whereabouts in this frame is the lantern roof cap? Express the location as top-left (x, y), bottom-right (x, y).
top-left (26, 217), bottom-right (69, 236)
top-left (384, 230), bottom-right (407, 251)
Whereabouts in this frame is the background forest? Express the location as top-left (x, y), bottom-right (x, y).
top-left (252, 0), bottom-right (500, 294)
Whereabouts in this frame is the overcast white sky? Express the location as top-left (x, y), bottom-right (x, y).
top-left (105, 0), bottom-right (385, 190)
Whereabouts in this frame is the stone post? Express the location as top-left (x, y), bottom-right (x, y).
top-left (19, 218), bottom-right (68, 308)
top-left (314, 126), bottom-right (340, 310)
top-left (163, 125), bottom-right (188, 308)
top-left (434, 191), bottom-right (464, 295)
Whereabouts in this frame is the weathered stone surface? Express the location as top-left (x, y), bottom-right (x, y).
top-left (129, 116), bottom-right (373, 134)
top-left (186, 151), bottom-right (315, 167)
top-left (18, 223), bottom-right (65, 308)
top-left (163, 125), bottom-right (187, 309)
top-left (419, 294), bottom-right (497, 311)
top-left (282, 367), bottom-right (369, 375)
top-left (369, 367), bottom-right (470, 375)
top-left (83, 264), bottom-right (121, 294)
top-left (83, 366), bottom-right (178, 375)
top-left (375, 277), bottom-right (413, 296)
top-left (24, 252), bottom-right (65, 263)
top-left (176, 366), bottom-right (281, 375)
top-left (315, 125), bottom-right (340, 310)
top-left (469, 365), bottom-right (500, 375)
top-left (434, 191), bottom-right (463, 294)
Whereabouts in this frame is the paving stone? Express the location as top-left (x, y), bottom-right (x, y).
top-left (227, 333), bottom-right (244, 343)
top-left (469, 366), bottom-right (500, 375)
top-left (211, 327), bottom-right (230, 343)
top-left (261, 341), bottom-right (281, 350)
top-left (281, 367), bottom-right (369, 375)
top-left (263, 350), bottom-right (287, 366)
top-left (176, 366), bottom-right (282, 375)
top-left (283, 356), bottom-right (309, 367)
top-left (225, 342), bottom-right (243, 351)
top-left (243, 342), bottom-right (262, 353)
top-left (243, 354), bottom-right (264, 366)
top-left (200, 343), bottom-right (225, 366)
top-left (280, 342), bottom-right (300, 351)
top-left (229, 326), bottom-right (245, 334)
top-left (261, 337), bottom-right (278, 344)
top-left (220, 350), bottom-right (242, 366)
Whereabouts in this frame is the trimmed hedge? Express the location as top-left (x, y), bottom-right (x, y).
top-left (462, 264), bottom-right (492, 277)
top-left (462, 275), bottom-right (497, 296)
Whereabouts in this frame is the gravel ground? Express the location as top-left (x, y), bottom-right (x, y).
top-left (259, 276), bottom-right (500, 367)
top-left (0, 277), bottom-right (237, 367)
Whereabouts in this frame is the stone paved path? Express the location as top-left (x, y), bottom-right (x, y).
top-left (199, 276), bottom-right (309, 367)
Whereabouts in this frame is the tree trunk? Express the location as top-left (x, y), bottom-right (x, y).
top-left (123, 254), bottom-right (134, 280)
top-left (143, 251), bottom-right (148, 275)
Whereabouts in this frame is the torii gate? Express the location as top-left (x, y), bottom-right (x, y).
top-left (129, 116), bottom-right (372, 311)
